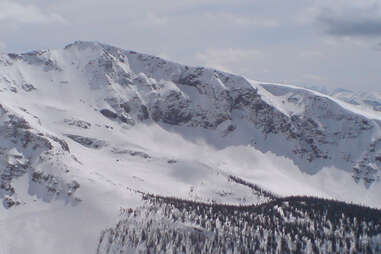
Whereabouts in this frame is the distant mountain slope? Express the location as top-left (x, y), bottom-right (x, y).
top-left (0, 41), bottom-right (381, 253)
top-left (298, 84), bottom-right (381, 112)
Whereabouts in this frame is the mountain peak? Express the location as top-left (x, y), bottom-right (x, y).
top-left (64, 40), bottom-right (104, 50)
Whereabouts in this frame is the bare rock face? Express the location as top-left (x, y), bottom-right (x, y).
top-left (111, 147), bottom-right (151, 159)
top-left (21, 83), bottom-right (36, 92)
top-left (100, 109), bottom-right (118, 119)
top-left (30, 170), bottom-right (81, 202)
top-left (150, 90), bottom-right (193, 125)
top-left (64, 118), bottom-right (91, 129)
top-left (65, 134), bottom-right (107, 149)
top-left (2, 196), bottom-right (19, 208)
top-left (0, 104), bottom-right (80, 208)
top-left (8, 50), bottom-right (63, 72)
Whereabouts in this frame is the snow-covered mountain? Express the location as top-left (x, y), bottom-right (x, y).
top-left (299, 84), bottom-right (381, 112)
top-left (0, 41), bottom-right (380, 253)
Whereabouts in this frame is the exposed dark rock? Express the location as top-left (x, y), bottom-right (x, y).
top-left (21, 83), bottom-right (36, 92)
top-left (177, 67), bottom-right (204, 87)
top-left (29, 169), bottom-right (80, 202)
top-left (149, 105), bottom-right (162, 122)
top-left (31, 170), bottom-right (44, 182)
top-left (3, 196), bottom-right (18, 208)
top-left (150, 91), bottom-right (193, 125)
top-left (49, 135), bottom-right (70, 152)
top-left (162, 107), bottom-right (192, 125)
top-left (7, 53), bottom-right (21, 60)
top-left (139, 105), bottom-right (149, 120)
top-left (120, 103), bottom-right (130, 113)
top-left (67, 180), bottom-right (80, 196)
top-left (7, 114), bottom-right (31, 129)
top-left (64, 118), bottom-right (91, 129)
top-left (111, 148), bottom-right (151, 159)
top-left (66, 134), bottom-right (107, 149)
top-left (226, 124), bottom-right (236, 132)
top-left (118, 114), bottom-right (134, 125)
top-left (100, 109), bottom-right (118, 119)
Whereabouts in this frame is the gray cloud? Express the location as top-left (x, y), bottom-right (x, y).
top-left (319, 15), bottom-right (381, 37)
top-left (0, 0), bottom-right (66, 24)
top-left (317, 4), bottom-right (381, 37)
top-left (375, 42), bottom-right (381, 50)
top-left (0, 41), bottom-right (6, 53)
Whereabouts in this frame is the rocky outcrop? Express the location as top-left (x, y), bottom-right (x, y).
top-left (0, 104), bottom-right (79, 208)
top-left (111, 147), bottom-right (151, 159)
top-left (64, 118), bottom-right (91, 129)
top-left (65, 134), bottom-right (107, 149)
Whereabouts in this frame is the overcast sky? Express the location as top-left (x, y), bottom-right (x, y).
top-left (0, 0), bottom-right (380, 92)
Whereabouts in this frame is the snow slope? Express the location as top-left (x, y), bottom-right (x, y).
top-left (0, 41), bottom-right (381, 253)
top-left (299, 84), bottom-right (381, 113)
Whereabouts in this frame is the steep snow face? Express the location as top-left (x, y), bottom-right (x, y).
top-left (299, 84), bottom-right (381, 113)
top-left (258, 83), bottom-right (381, 183)
top-left (1, 41), bottom-right (381, 253)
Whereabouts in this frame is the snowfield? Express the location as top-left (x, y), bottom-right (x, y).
top-left (0, 41), bottom-right (380, 253)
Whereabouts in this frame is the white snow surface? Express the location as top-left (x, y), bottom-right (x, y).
top-left (0, 41), bottom-right (380, 253)
top-left (299, 84), bottom-right (381, 115)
